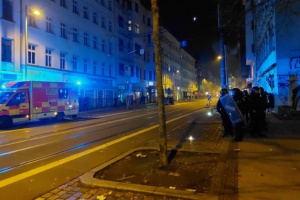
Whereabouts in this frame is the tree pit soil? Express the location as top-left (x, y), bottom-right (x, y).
top-left (94, 150), bottom-right (220, 193)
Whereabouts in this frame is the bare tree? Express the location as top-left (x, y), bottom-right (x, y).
top-left (151, 0), bottom-right (168, 167)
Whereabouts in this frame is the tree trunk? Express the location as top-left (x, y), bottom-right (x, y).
top-left (151, 0), bottom-right (168, 167)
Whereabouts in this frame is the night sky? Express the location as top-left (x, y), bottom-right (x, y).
top-left (158, 0), bottom-right (219, 62)
top-left (141, 0), bottom-right (242, 81)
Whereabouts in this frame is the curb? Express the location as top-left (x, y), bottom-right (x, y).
top-left (79, 147), bottom-right (219, 200)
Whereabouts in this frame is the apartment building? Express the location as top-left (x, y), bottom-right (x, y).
top-left (1, 0), bottom-right (197, 108)
top-left (245, 0), bottom-right (300, 112)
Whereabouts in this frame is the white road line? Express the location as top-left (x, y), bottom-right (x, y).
top-left (0, 110), bottom-right (199, 188)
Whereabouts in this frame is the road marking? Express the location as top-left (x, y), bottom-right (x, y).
top-left (0, 109), bottom-right (200, 188)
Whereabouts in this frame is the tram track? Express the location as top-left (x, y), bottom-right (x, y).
top-left (0, 104), bottom-right (198, 172)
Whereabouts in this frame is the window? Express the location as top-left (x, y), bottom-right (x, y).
top-left (83, 7), bottom-right (89, 19)
top-left (60, 0), bottom-right (67, 8)
top-left (135, 23), bottom-right (139, 34)
top-left (136, 66), bottom-right (139, 77)
top-left (84, 32), bottom-right (89, 46)
top-left (119, 39), bottom-right (124, 52)
top-left (109, 64), bottom-right (112, 77)
top-left (72, 28), bottom-right (79, 42)
top-left (93, 12), bottom-right (98, 24)
top-left (118, 15), bottom-right (124, 28)
top-left (108, 42), bottom-right (112, 54)
top-left (2, 0), bottom-right (13, 21)
top-left (60, 23), bottom-right (67, 39)
top-left (135, 43), bottom-right (141, 55)
top-left (149, 71), bottom-right (152, 80)
top-left (84, 59), bottom-right (88, 73)
top-left (93, 36), bottom-right (98, 49)
top-left (73, 0), bottom-right (79, 14)
top-left (60, 52), bottom-right (66, 69)
top-left (130, 65), bottom-right (134, 77)
top-left (108, 21), bottom-right (112, 32)
top-left (101, 17), bottom-right (106, 29)
top-left (46, 17), bottom-right (53, 33)
top-left (28, 15), bottom-right (37, 27)
top-left (45, 49), bottom-right (52, 67)
top-left (1, 38), bottom-right (12, 62)
top-left (93, 61), bottom-right (97, 74)
top-left (101, 40), bottom-right (106, 52)
top-left (7, 92), bottom-right (26, 106)
top-left (135, 2), bottom-right (139, 13)
top-left (28, 45), bottom-right (36, 64)
top-left (72, 56), bottom-right (78, 71)
top-left (101, 63), bottom-right (105, 75)
top-left (147, 18), bottom-right (151, 26)
top-left (119, 63), bottom-right (125, 76)
top-left (108, 0), bottom-right (112, 10)
top-left (58, 88), bottom-right (68, 99)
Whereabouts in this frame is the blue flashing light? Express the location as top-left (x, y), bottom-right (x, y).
top-left (180, 40), bottom-right (187, 48)
top-left (76, 81), bottom-right (81, 85)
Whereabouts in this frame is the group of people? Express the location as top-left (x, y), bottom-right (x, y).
top-left (216, 86), bottom-right (274, 141)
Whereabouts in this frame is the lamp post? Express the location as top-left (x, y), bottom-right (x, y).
top-left (24, 5), bottom-right (28, 80)
top-left (24, 5), bottom-right (41, 80)
top-left (218, 0), bottom-right (227, 89)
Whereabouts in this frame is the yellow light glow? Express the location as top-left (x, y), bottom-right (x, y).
top-left (32, 9), bottom-right (41, 16)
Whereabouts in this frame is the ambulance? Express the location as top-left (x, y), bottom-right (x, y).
top-left (0, 81), bottom-right (79, 129)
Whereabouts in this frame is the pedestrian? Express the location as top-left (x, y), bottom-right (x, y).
top-left (242, 90), bottom-right (250, 124)
top-left (249, 86), bottom-right (265, 137)
top-left (231, 88), bottom-right (245, 141)
top-left (259, 87), bottom-right (269, 131)
top-left (217, 88), bottom-right (233, 137)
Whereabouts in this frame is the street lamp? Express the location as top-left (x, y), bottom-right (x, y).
top-left (217, 0), bottom-right (227, 89)
top-left (24, 5), bottom-right (41, 80)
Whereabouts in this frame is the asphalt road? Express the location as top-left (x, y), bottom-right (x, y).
top-left (0, 99), bottom-right (216, 200)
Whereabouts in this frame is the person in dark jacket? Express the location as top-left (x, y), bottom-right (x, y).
top-left (217, 88), bottom-right (233, 137)
top-left (231, 88), bottom-right (245, 141)
top-left (249, 86), bottom-right (266, 137)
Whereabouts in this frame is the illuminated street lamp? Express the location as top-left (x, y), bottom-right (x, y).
top-left (24, 6), bottom-right (41, 80)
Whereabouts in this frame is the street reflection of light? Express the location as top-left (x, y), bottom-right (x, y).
top-left (0, 167), bottom-right (12, 174)
top-left (188, 136), bottom-right (194, 141)
top-left (70, 133), bottom-right (84, 139)
top-left (72, 143), bottom-right (88, 150)
top-left (207, 111), bottom-right (212, 116)
top-left (0, 152), bottom-right (11, 157)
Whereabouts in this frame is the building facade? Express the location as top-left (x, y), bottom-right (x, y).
top-left (245, 0), bottom-right (300, 113)
top-left (1, 0), bottom-right (197, 108)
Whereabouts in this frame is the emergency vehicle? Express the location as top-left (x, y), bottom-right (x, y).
top-left (0, 81), bottom-right (79, 128)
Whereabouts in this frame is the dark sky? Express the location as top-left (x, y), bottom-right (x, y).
top-left (157, 0), bottom-right (219, 62)
top-left (140, 0), bottom-right (241, 81)
top-left (140, 0), bottom-right (219, 60)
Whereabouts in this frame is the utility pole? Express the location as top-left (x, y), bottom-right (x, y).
top-left (218, 0), bottom-right (227, 89)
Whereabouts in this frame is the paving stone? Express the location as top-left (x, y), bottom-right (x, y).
top-left (41, 193), bottom-right (53, 198)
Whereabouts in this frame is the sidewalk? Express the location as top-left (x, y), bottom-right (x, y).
top-left (237, 113), bottom-right (300, 200)
top-left (35, 109), bottom-right (300, 200)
